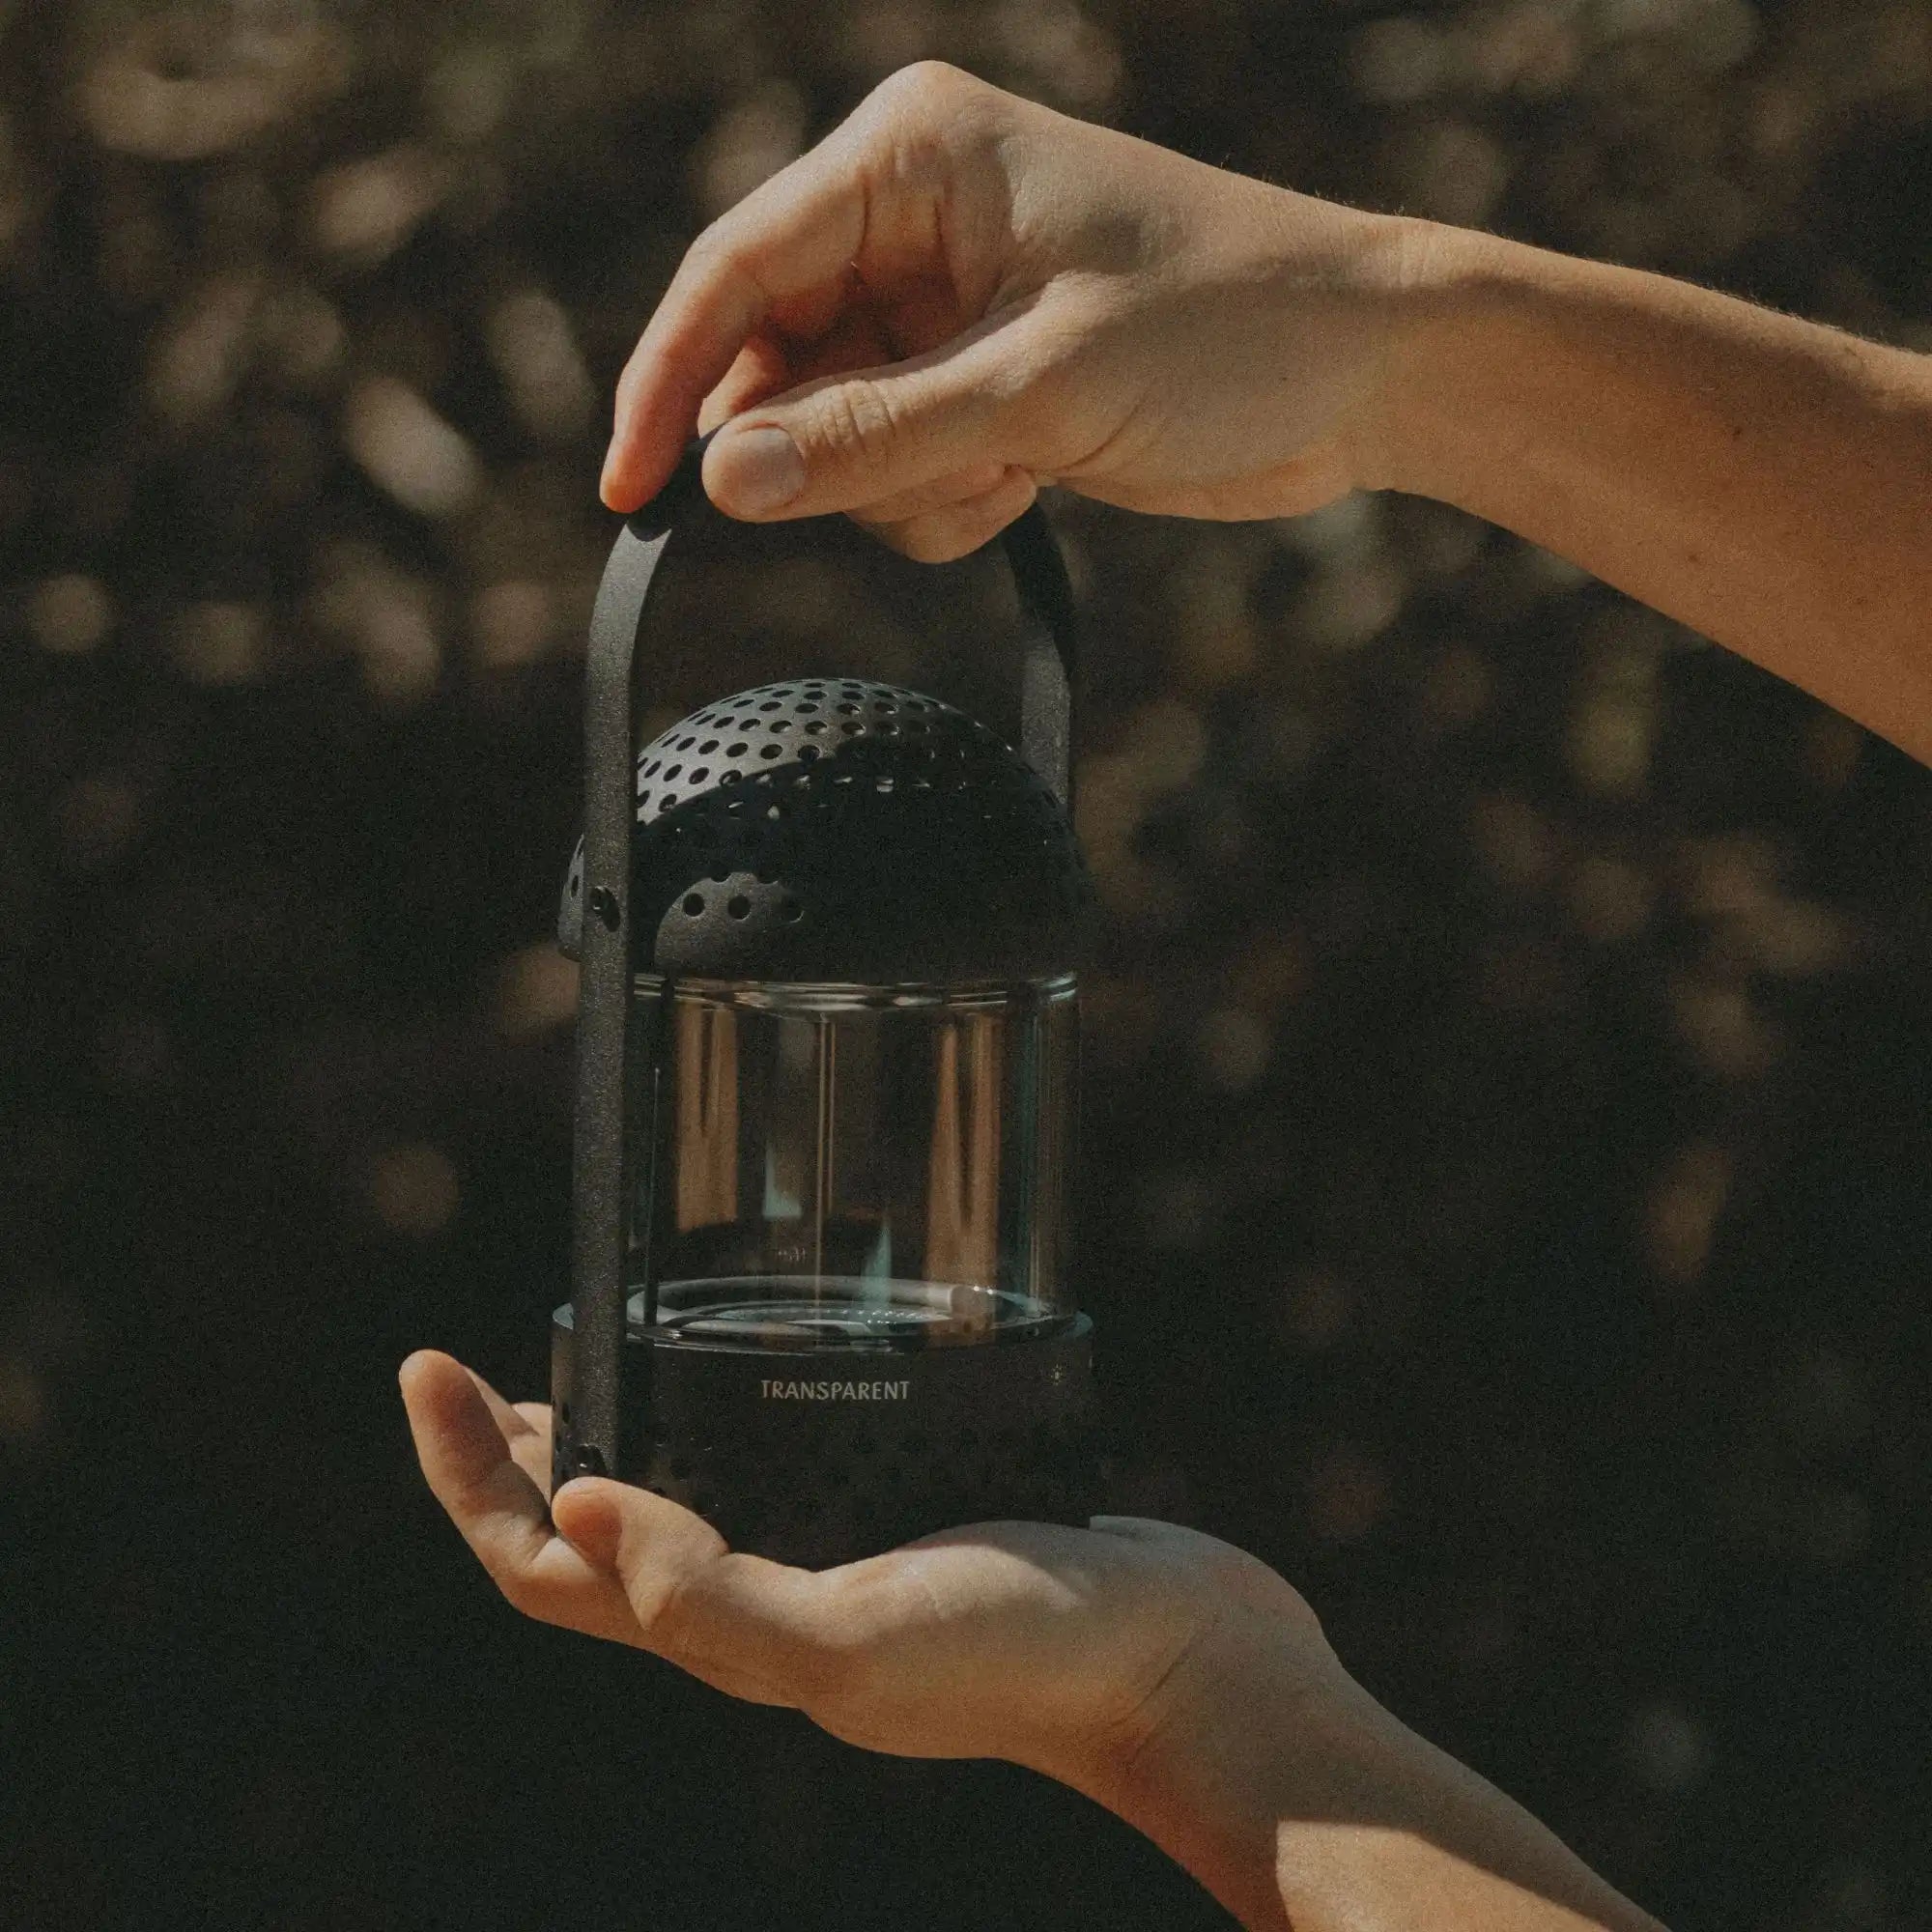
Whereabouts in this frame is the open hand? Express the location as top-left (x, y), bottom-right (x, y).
top-left (399, 1349), bottom-right (1343, 1794)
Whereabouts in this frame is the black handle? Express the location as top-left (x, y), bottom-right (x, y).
top-left (591, 436), bottom-right (1077, 800)
top-left (564, 440), bottom-right (1080, 1482)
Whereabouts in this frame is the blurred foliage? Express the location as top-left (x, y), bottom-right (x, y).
top-left (3, 2), bottom-right (1932, 1929)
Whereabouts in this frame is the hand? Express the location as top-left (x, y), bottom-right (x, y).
top-left (402, 1350), bottom-right (1668, 1931)
top-left (397, 1349), bottom-right (1345, 1794)
top-left (599, 62), bottom-right (1430, 557)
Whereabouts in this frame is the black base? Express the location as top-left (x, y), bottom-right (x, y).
top-left (551, 1311), bottom-right (1100, 1568)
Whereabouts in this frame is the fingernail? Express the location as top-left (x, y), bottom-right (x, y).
top-left (599, 441), bottom-right (626, 507)
top-left (710, 424), bottom-right (805, 516)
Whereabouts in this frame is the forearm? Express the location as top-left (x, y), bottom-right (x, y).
top-left (1376, 223), bottom-right (1932, 763)
top-left (1081, 1622), bottom-right (1664, 1932)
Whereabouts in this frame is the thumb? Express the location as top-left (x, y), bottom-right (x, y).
top-left (551, 1478), bottom-right (842, 1704)
top-left (551, 1475), bottom-right (726, 1629)
top-left (701, 318), bottom-right (1028, 522)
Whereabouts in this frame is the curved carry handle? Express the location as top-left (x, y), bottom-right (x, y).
top-left (565, 440), bottom-right (1081, 1480)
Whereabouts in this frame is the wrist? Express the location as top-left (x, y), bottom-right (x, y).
top-left (1073, 1608), bottom-right (1372, 1932)
top-left (1350, 216), bottom-right (1543, 503)
top-left (1077, 1602), bottom-right (1668, 1932)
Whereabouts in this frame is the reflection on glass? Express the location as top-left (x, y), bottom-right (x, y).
top-left (627, 975), bottom-right (1076, 1351)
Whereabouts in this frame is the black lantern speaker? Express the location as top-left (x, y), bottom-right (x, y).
top-left (551, 442), bottom-right (1101, 1568)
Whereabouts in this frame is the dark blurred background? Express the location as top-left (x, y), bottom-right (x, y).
top-left (4, 2), bottom-right (1931, 1927)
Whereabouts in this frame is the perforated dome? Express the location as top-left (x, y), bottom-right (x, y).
top-left (559, 677), bottom-right (1088, 981)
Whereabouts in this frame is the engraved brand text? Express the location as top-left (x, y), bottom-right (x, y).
top-left (759, 1378), bottom-right (912, 1401)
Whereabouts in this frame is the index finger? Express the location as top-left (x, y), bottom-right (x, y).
top-left (600, 66), bottom-right (983, 512)
top-left (600, 150), bottom-right (873, 511)
top-left (399, 1350), bottom-right (641, 1645)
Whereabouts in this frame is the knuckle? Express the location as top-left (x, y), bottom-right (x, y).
top-left (861, 63), bottom-right (1004, 183)
top-left (872, 59), bottom-right (978, 120)
top-left (810, 377), bottom-right (902, 469)
top-left (679, 223), bottom-right (738, 286)
top-left (677, 213), bottom-right (770, 300)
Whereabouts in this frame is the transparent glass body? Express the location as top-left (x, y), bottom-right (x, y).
top-left (628, 974), bottom-right (1077, 1351)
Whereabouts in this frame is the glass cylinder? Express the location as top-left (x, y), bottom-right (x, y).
top-left (627, 974), bottom-right (1077, 1350)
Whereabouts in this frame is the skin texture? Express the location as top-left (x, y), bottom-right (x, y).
top-left (401, 1351), bottom-right (1665, 1932)
top-left (410, 58), bottom-right (1932, 1932)
top-left (599, 63), bottom-right (1420, 547)
top-left (600, 61), bottom-right (1932, 761)
top-left (397, 1351), bottom-right (1340, 1774)
top-left (1380, 230), bottom-right (1932, 763)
